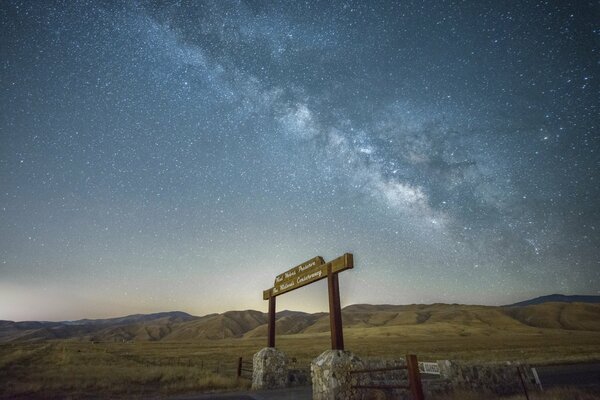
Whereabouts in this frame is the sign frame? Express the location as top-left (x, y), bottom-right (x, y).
top-left (262, 253), bottom-right (354, 350)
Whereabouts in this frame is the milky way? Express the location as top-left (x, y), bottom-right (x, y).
top-left (1, 1), bottom-right (598, 320)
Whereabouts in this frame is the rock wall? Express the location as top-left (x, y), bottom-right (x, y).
top-left (254, 349), bottom-right (536, 398)
top-left (251, 347), bottom-right (288, 390)
top-left (438, 360), bottom-right (537, 396)
top-left (347, 357), bottom-right (536, 398)
top-left (360, 358), bottom-right (408, 383)
top-left (311, 350), bottom-right (365, 400)
top-left (353, 358), bottom-right (411, 400)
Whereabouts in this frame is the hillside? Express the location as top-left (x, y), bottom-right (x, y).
top-left (0, 311), bottom-right (196, 342)
top-left (506, 294), bottom-right (600, 307)
top-left (504, 302), bottom-right (600, 330)
top-left (1, 299), bottom-right (599, 343)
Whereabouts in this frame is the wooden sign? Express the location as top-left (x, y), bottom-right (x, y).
top-left (272, 256), bottom-right (325, 296)
top-left (263, 253), bottom-right (353, 300)
top-left (262, 253), bottom-right (354, 350)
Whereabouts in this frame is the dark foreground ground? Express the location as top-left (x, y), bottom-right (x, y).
top-left (171, 363), bottom-right (600, 400)
top-left (536, 362), bottom-right (600, 389)
top-left (172, 387), bottom-right (311, 400)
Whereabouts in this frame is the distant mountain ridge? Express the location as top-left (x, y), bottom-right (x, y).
top-left (505, 294), bottom-right (600, 307)
top-left (63, 311), bottom-right (195, 326)
top-left (0, 311), bottom-right (198, 342)
top-left (1, 295), bottom-right (599, 342)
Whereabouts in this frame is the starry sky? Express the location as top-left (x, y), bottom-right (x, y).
top-left (1, 1), bottom-right (599, 321)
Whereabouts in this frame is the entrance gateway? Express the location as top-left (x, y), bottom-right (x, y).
top-left (252, 253), bottom-right (362, 400)
top-left (252, 253), bottom-right (426, 400)
top-left (262, 253), bottom-right (353, 350)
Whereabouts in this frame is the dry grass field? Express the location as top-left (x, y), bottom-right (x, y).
top-left (1, 324), bottom-right (600, 399)
top-left (0, 340), bottom-right (251, 399)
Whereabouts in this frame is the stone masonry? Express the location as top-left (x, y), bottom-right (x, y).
top-left (311, 349), bottom-right (365, 400)
top-left (251, 347), bottom-right (288, 390)
top-left (437, 359), bottom-right (537, 395)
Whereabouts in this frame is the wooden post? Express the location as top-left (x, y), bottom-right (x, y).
top-left (237, 356), bottom-right (242, 378)
top-left (328, 266), bottom-right (344, 350)
top-left (517, 366), bottom-right (530, 400)
top-left (267, 295), bottom-right (276, 348)
top-left (406, 354), bottom-right (424, 400)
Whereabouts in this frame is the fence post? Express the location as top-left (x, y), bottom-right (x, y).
top-left (406, 354), bottom-right (424, 400)
top-left (531, 367), bottom-right (543, 391)
top-left (237, 357), bottom-right (243, 378)
top-left (517, 366), bottom-right (530, 400)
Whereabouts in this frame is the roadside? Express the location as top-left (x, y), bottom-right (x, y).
top-left (535, 362), bottom-right (600, 389)
top-left (167, 362), bottom-right (600, 400)
top-left (170, 386), bottom-right (312, 400)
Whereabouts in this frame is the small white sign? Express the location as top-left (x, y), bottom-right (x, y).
top-left (419, 362), bottom-right (441, 375)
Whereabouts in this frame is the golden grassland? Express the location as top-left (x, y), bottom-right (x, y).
top-left (1, 326), bottom-right (600, 399)
top-left (0, 340), bottom-right (251, 399)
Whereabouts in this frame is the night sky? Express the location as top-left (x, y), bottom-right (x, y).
top-left (1, 1), bottom-right (598, 321)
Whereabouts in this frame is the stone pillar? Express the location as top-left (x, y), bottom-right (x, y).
top-left (311, 349), bottom-right (365, 400)
top-left (251, 347), bottom-right (288, 390)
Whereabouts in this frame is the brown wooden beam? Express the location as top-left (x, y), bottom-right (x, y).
top-left (406, 354), bottom-right (424, 400)
top-left (517, 366), bottom-right (530, 400)
top-left (236, 356), bottom-right (242, 378)
top-left (327, 266), bottom-right (344, 350)
top-left (267, 295), bottom-right (276, 347)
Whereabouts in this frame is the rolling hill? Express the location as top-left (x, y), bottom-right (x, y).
top-left (506, 294), bottom-right (600, 307)
top-left (1, 297), bottom-right (599, 343)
